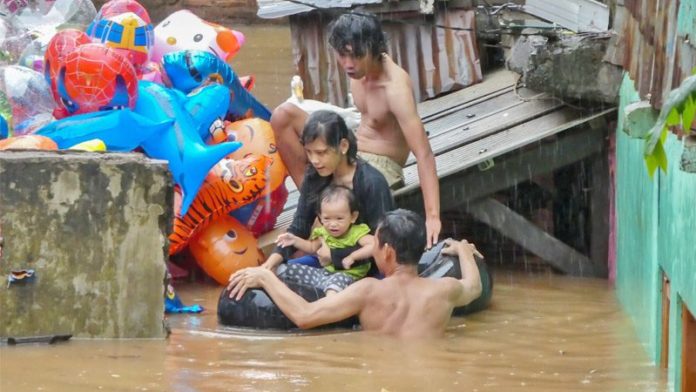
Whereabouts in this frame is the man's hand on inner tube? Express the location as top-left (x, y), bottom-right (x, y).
top-left (227, 267), bottom-right (274, 301)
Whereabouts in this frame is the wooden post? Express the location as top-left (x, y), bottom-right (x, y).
top-left (464, 197), bottom-right (601, 276)
top-left (590, 149), bottom-right (610, 277)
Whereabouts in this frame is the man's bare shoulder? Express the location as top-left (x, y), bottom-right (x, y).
top-left (344, 276), bottom-right (380, 295)
top-left (437, 277), bottom-right (467, 302)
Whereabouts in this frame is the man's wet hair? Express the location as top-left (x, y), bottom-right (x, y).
top-left (329, 12), bottom-right (387, 59)
top-left (319, 184), bottom-right (359, 214)
top-left (376, 209), bottom-right (426, 265)
top-left (301, 110), bottom-right (358, 164)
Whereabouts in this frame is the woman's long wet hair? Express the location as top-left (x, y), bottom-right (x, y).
top-left (301, 110), bottom-right (358, 164)
top-left (301, 110), bottom-right (358, 205)
top-left (329, 12), bottom-right (387, 59)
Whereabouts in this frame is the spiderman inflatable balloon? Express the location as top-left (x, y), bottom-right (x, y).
top-left (54, 43), bottom-right (138, 116)
top-left (43, 29), bottom-right (92, 118)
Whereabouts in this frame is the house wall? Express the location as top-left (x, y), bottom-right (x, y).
top-left (616, 73), bottom-right (696, 388)
top-left (609, 0), bottom-right (696, 108)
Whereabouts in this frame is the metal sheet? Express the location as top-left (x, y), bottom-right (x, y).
top-left (525, 0), bottom-right (610, 32)
top-left (615, 0), bottom-right (696, 107)
top-left (257, 0), bottom-right (382, 19)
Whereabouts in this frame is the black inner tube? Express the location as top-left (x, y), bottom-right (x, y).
top-left (218, 241), bottom-right (493, 330)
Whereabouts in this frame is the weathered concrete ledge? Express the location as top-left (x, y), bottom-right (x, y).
top-left (0, 151), bottom-right (173, 339)
top-left (506, 32), bottom-right (623, 105)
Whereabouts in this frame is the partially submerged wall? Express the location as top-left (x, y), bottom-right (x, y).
top-left (615, 74), bottom-right (696, 387)
top-left (0, 151), bottom-right (173, 339)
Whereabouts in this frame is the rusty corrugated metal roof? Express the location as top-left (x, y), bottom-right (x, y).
top-left (257, 0), bottom-right (383, 19)
top-left (608, 0), bottom-right (696, 108)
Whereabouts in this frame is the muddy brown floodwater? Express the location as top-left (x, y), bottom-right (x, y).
top-left (0, 25), bottom-right (668, 392)
top-left (226, 24), bottom-right (296, 111)
top-left (1, 272), bottom-right (667, 391)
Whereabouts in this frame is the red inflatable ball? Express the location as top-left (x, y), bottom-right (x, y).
top-left (188, 215), bottom-right (264, 285)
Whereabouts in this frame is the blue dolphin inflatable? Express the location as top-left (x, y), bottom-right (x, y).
top-left (37, 109), bottom-right (172, 151)
top-left (0, 115), bottom-right (8, 140)
top-left (162, 50), bottom-right (272, 122)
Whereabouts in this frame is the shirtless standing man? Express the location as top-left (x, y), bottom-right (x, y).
top-left (227, 209), bottom-right (483, 338)
top-left (271, 12), bottom-right (442, 247)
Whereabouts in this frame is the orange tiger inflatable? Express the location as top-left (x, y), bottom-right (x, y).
top-left (188, 215), bottom-right (264, 285)
top-left (210, 118), bottom-right (287, 192)
top-left (168, 155), bottom-right (271, 255)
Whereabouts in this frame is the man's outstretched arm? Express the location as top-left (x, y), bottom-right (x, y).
top-left (388, 78), bottom-right (441, 248)
top-left (227, 267), bottom-right (370, 329)
top-left (441, 239), bottom-right (483, 307)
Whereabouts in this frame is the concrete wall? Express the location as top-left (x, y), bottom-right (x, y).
top-left (616, 74), bottom-right (696, 388)
top-left (0, 151), bottom-right (173, 339)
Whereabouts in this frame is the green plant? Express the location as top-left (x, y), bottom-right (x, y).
top-left (644, 70), bottom-right (696, 177)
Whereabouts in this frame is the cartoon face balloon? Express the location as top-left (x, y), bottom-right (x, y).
top-left (151, 10), bottom-right (244, 64)
top-left (87, 0), bottom-right (154, 73)
top-left (56, 43), bottom-right (138, 116)
top-left (188, 215), bottom-right (264, 285)
top-left (222, 118), bottom-right (287, 192)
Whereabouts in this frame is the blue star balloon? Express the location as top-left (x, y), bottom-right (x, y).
top-left (135, 81), bottom-right (241, 215)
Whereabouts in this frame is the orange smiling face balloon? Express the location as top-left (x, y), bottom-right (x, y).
top-left (188, 215), bottom-right (263, 285)
top-left (220, 118), bottom-right (287, 192)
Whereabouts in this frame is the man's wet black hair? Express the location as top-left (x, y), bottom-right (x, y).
top-left (318, 184), bottom-right (359, 214)
top-left (329, 12), bottom-right (387, 59)
top-left (376, 209), bottom-right (426, 265)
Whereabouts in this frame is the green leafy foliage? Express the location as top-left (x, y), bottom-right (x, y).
top-left (643, 74), bottom-right (696, 177)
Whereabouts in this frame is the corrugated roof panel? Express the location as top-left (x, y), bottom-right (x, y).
top-left (257, 0), bottom-right (383, 19)
top-left (525, 0), bottom-right (609, 32)
top-left (615, 0), bottom-right (696, 108)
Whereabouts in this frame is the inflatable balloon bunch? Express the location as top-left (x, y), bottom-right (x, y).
top-left (0, 0), bottom-right (289, 286)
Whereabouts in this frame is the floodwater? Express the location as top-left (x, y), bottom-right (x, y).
top-left (0, 26), bottom-right (667, 391)
top-left (0, 272), bottom-right (666, 391)
top-left (226, 24), bottom-right (295, 110)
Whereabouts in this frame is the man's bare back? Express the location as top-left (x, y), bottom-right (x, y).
top-left (356, 274), bottom-right (463, 338)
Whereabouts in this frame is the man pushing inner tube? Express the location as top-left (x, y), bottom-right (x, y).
top-left (219, 209), bottom-right (493, 336)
